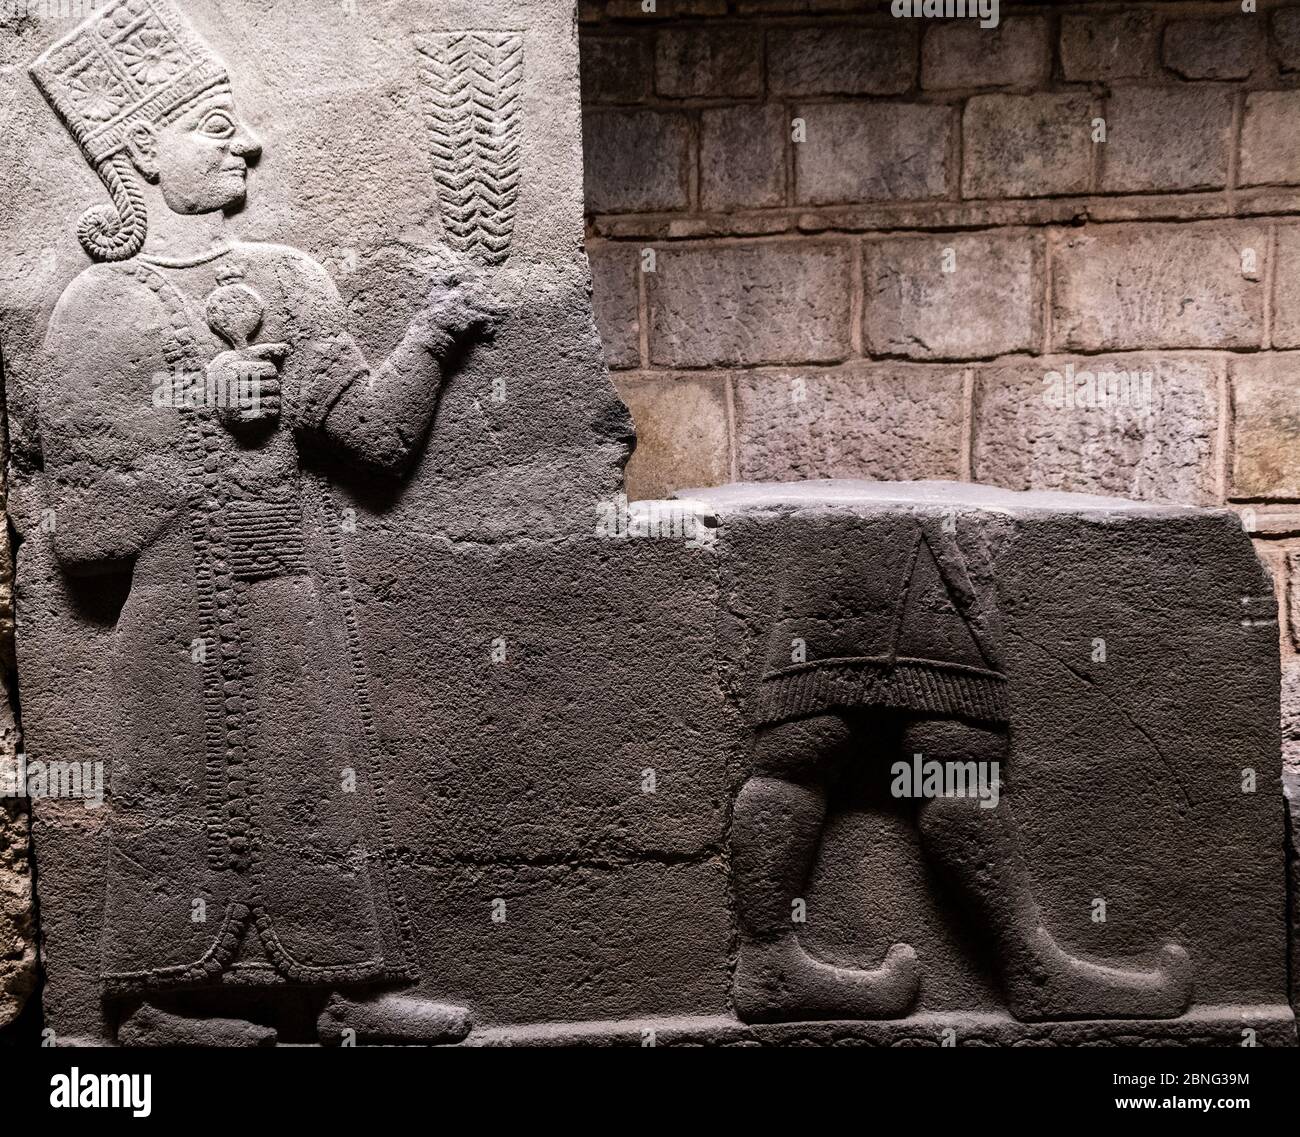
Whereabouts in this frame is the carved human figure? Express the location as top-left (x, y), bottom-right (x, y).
top-left (731, 511), bottom-right (1194, 1023)
top-left (29, 0), bottom-right (495, 1044)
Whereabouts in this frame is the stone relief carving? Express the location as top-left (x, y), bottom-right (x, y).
top-left (27, 0), bottom-right (501, 1044)
top-left (417, 31), bottom-right (524, 268)
top-left (0, 0), bottom-right (1288, 1049)
top-left (730, 507), bottom-right (1194, 1023)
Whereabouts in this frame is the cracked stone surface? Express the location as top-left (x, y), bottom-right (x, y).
top-left (682, 480), bottom-right (1286, 1024)
top-left (0, 0), bottom-right (1290, 1046)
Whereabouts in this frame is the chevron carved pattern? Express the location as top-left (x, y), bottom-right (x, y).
top-left (416, 31), bottom-right (524, 267)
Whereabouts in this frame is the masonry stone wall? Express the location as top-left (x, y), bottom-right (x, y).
top-left (579, 0), bottom-right (1300, 777)
top-left (3, 0), bottom-right (1300, 1036)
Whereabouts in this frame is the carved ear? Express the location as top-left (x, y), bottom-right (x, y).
top-left (124, 123), bottom-right (160, 183)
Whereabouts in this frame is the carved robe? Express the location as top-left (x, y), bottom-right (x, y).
top-left (39, 241), bottom-right (425, 993)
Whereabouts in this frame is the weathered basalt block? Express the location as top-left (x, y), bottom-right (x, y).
top-left (682, 481), bottom-right (1287, 1039)
top-left (0, 0), bottom-right (1291, 1049)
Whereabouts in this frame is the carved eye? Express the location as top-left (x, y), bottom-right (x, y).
top-left (199, 111), bottom-right (235, 138)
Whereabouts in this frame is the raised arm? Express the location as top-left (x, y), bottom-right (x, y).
top-left (284, 252), bottom-right (500, 473)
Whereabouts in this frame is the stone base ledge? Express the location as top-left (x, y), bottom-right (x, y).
top-left (466, 1006), bottom-right (1298, 1048)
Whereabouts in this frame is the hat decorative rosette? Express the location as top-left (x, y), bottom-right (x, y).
top-left (28, 0), bottom-right (228, 261)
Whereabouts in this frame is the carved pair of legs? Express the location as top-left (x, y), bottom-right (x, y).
top-left (731, 711), bottom-right (1192, 1023)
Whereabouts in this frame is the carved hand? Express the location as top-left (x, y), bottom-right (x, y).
top-left (208, 341), bottom-right (289, 431)
top-left (422, 260), bottom-right (507, 348)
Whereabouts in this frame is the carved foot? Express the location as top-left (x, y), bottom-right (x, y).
top-left (733, 937), bottom-right (919, 1023)
top-left (317, 992), bottom-right (472, 1045)
top-left (1006, 930), bottom-right (1192, 1021)
top-left (117, 1002), bottom-right (276, 1047)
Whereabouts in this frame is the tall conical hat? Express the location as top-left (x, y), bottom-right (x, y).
top-left (28, 0), bottom-right (229, 261)
top-left (29, 0), bottom-right (227, 166)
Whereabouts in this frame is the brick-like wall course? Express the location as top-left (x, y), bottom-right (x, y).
top-left (614, 371), bottom-right (734, 498)
top-left (588, 242), bottom-right (643, 369)
top-left (734, 362), bottom-right (966, 483)
top-left (795, 102), bottom-right (956, 205)
top-left (972, 354), bottom-right (1221, 506)
top-left (768, 23), bottom-right (916, 96)
top-left (1059, 10), bottom-right (1163, 82)
top-left (1231, 353), bottom-right (1300, 500)
top-left (921, 15), bottom-right (1050, 91)
top-left (700, 104), bottom-right (788, 211)
top-left (1098, 87), bottom-right (1232, 194)
top-left (863, 230), bottom-right (1043, 360)
top-left (1051, 224), bottom-right (1268, 353)
top-left (1240, 91), bottom-right (1300, 189)
top-left (1162, 15), bottom-right (1266, 82)
top-left (655, 25), bottom-right (764, 98)
top-left (961, 93), bottom-right (1095, 200)
top-left (576, 1), bottom-right (1300, 625)
top-left (646, 241), bottom-right (853, 367)
top-left (583, 108), bottom-right (692, 213)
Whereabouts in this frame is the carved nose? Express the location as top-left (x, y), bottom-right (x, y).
top-left (231, 124), bottom-right (262, 163)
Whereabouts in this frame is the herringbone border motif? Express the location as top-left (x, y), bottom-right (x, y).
top-left (416, 31), bottom-right (524, 267)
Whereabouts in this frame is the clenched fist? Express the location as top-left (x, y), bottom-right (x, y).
top-left (423, 259), bottom-right (507, 346)
top-left (208, 341), bottom-right (288, 430)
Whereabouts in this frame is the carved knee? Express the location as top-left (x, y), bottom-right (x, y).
top-left (901, 717), bottom-right (1009, 835)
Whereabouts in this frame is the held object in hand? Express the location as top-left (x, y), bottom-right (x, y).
top-left (206, 282), bottom-right (282, 427)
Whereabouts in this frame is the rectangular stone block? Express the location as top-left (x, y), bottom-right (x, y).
top-left (1231, 353), bottom-right (1300, 500)
top-left (692, 480), bottom-right (1284, 1019)
top-left (733, 362), bottom-right (965, 482)
top-left (921, 15), bottom-right (1049, 91)
top-left (794, 102), bottom-right (954, 206)
top-left (655, 25), bottom-right (763, 98)
top-left (962, 93), bottom-right (1093, 200)
top-left (583, 108), bottom-right (692, 214)
top-left (580, 33), bottom-right (653, 104)
top-left (614, 371), bottom-right (732, 499)
top-left (1163, 15), bottom-right (1263, 81)
top-left (1240, 91), bottom-right (1300, 189)
top-left (3, 0), bottom-right (704, 1045)
top-left (1051, 225), bottom-right (1266, 352)
top-left (972, 354), bottom-right (1221, 504)
top-left (648, 241), bottom-right (852, 367)
top-left (1099, 87), bottom-right (1231, 194)
top-left (700, 105), bottom-right (787, 211)
top-left (1276, 7), bottom-right (1300, 72)
top-left (1271, 224), bottom-right (1300, 349)
top-left (863, 230), bottom-right (1043, 360)
top-left (0, 793), bottom-right (32, 1029)
top-left (767, 23), bottom-right (915, 97)
top-left (1059, 11), bottom-right (1161, 81)
top-left (588, 242), bottom-right (641, 369)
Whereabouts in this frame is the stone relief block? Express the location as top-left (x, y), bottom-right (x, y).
top-left (0, 0), bottom-right (1291, 1049)
top-left (685, 482), bottom-right (1287, 1031)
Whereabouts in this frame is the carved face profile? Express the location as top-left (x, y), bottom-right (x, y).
top-left (125, 85), bottom-right (262, 215)
top-left (28, 0), bottom-right (235, 261)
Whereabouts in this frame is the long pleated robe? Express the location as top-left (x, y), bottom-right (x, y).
top-left (38, 240), bottom-right (426, 993)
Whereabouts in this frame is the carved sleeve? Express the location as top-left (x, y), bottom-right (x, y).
top-left (40, 270), bottom-right (188, 574)
top-left (282, 254), bottom-right (449, 475)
